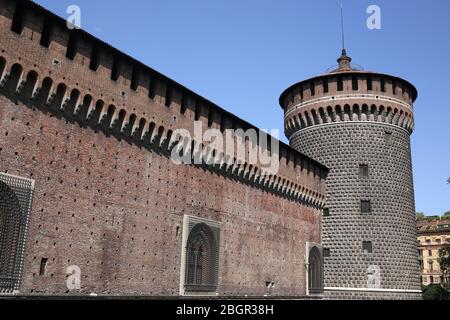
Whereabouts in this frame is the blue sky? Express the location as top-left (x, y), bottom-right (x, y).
top-left (33, 0), bottom-right (450, 216)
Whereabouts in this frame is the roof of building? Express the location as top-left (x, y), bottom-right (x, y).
top-left (278, 49), bottom-right (418, 108)
top-left (417, 218), bottom-right (450, 235)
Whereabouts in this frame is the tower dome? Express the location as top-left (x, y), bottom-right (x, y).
top-left (279, 51), bottom-right (422, 299)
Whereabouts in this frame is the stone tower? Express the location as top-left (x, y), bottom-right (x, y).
top-left (279, 50), bottom-right (422, 299)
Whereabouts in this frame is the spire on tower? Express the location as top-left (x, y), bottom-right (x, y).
top-left (336, 1), bottom-right (352, 71)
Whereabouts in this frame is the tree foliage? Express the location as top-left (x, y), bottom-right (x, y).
top-left (416, 212), bottom-right (425, 219)
top-left (439, 240), bottom-right (450, 288)
top-left (422, 284), bottom-right (450, 300)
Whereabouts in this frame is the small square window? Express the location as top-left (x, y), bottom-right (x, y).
top-left (363, 241), bottom-right (373, 253)
top-left (384, 131), bottom-right (392, 145)
top-left (323, 248), bottom-right (330, 257)
top-left (323, 208), bottom-right (330, 217)
top-left (359, 164), bottom-right (369, 177)
top-left (361, 200), bottom-right (371, 214)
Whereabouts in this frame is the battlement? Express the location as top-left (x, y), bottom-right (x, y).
top-left (280, 71), bottom-right (417, 138)
top-left (0, 0), bottom-right (327, 207)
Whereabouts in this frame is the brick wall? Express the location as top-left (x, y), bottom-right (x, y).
top-left (0, 0), bottom-right (327, 297)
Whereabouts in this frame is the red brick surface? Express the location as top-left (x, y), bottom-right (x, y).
top-left (0, 0), bottom-right (326, 297)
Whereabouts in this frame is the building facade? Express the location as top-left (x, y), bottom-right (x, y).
top-left (279, 50), bottom-right (422, 299)
top-left (418, 218), bottom-right (450, 286)
top-left (0, 0), bottom-right (423, 299)
top-left (0, 0), bottom-right (328, 297)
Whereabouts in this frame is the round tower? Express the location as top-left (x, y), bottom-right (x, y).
top-left (280, 50), bottom-right (422, 299)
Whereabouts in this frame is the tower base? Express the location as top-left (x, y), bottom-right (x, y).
top-left (324, 288), bottom-right (422, 300)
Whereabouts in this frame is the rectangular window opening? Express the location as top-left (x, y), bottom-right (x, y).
top-left (111, 57), bottom-right (120, 81)
top-left (130, 65), bottom-right (139, 91)
top-left (359, 164), bottom-right (369, 177)
top-left (361, 200), bottom-right (371, 214)
top-left (337, 76), bottom-right (343, 91)
top-left (310, 81), bottom-right (315, 96)
top-left (323, 248), bottom-right (330, 257)
top-left (352, 76), bottom-right (358, 90)
top-left (39, 258), bottom-right (48, 276)
top-left (323, 208), bottom-right (330, 217)
top-left (323, 79), bottom-right (329, 93)
top-left (363, 241), bottom-right (373, 253)
top-left (367, 76), bottom-right (373, 91)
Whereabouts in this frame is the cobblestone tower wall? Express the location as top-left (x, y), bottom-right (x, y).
top-left (280, 61), bottom-right (422, 299)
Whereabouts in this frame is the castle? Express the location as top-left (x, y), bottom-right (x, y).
top-left (0, 0), bottom-right (421, 299)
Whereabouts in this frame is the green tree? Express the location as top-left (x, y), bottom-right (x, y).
top-left (422, 284), bottom-right (450, 300)
top-left (439, 240), bottom-right (450, 288)
top-left (443, 211), bottom-right (450, 217)
top-left (416, 212), bottom-right (425, 219)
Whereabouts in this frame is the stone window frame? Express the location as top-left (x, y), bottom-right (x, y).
top-left (0, 172), bottom-right (35, 294)
top-left (306, 242), bottom-right (324, 295)
top-left (179, 215), bottom-right (220, 296)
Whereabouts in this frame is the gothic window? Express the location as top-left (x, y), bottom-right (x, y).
top-left (185, 222), bottom-right (219, 292)
top-left (0, 174), bottom-right (34, 293)
top-left (308, 246), bottom-right (323, 293)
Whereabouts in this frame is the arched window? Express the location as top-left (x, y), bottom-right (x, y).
top-left (0, 181), bottom-right (24, 292)
top-left (308, 246), bottom-right (323, 293)
top-left (185, 223), bottom-right (218, 292)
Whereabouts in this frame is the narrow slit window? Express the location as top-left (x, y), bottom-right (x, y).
top-left (89, 46), bottom-right (99, 71)
top-left (384, 131), bottom-right (393, 145)
top-left (337, 76), bottom-right (343, 91)
top-left (165, 86), bottom-right (172, 107)
top-left (130, 65), bottom-right (139, 91)
top-left (380, 78), bottom-right (386, 92)
top-left (323, 79), bottom-right (329, 93)
top-left (367, 76), bottom-right (373, 91)
top-left (310, 81), bottom-right (315, 96)
top-left (111, 57), bottom-right (120, 81)
top-left (39, 258), bottom-right (48, 276)
top-left (352, 76), bottom-right (358, 90)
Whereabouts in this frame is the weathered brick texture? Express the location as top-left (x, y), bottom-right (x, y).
top-left (0, 0), bottom-right (327, 297)
top-left (280, 52), bottom-right (422, 299)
